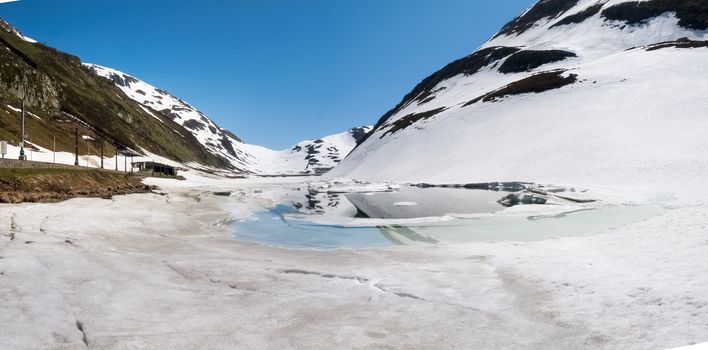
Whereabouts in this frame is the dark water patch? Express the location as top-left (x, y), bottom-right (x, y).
top-left (551, 3), bottom-right (605, 28)
top-left (498, 50), bottom-right (577, 74)
top-left (465, 70), bottom-right (578, 106)
top-left (494, 0), bottom-right (580, 38)
top-left (602, 0), bottom-right (708, 30)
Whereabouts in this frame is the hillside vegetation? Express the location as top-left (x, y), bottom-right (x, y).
top-left (0, 20), bottom-right (232, 169)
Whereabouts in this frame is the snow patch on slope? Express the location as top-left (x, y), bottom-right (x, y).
top-left (84, 64), bottom-right (370, 176)
top-left (84, 63), bottom-right (257, 172)
top-left (330, 0), bottom-right (708, 196)
top-left (334, 47), bottom-right (708, 191)
top-left (243, 126), bottom-right (372, 175)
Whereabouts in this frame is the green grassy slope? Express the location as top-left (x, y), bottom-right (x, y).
top-left (0, 20), bottom-right (232, 169)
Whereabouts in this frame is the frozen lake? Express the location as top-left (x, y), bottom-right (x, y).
top-left (4, 175), bottom-right (706, 350)
top-left (230, 185), bottom-right (663, 249)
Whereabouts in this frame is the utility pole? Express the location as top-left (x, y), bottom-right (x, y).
top-left (100, 141), bottom-right (104, 169)
top-left (18, 99), bottom-right (26, 160)
top-left (53, 135), bottom-right (56, 164)
top-left (115, 148), bottom-right (118, 171)
top-left (74, 128), bottom-right (79, 166)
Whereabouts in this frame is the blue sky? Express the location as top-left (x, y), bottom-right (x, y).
top-left (1, 0), bottom-right (535, 149)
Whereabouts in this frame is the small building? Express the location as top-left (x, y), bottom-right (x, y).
top-left (132, 161), bottom-right (177, 177)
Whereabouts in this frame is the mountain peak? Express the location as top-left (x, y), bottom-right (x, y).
top-left (331, 0), bottom-right (708, 187)
top-left (85, 63), bottom-right (371, 176)
top-left (0, 18), bottom-right (36, 43)
top-left (488, 0), bottom-right (708, 56)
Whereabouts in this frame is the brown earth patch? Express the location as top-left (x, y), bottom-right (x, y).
top-left (498, 50), bottom-right (577, 74)
top-left (550, 4), bottom-right (605, 28)
top-left (465, 70), bottom-right (578, 106)
top-left (494, 0), bottom-right (580, 38)
top-left (646, 37), bottom-right (708, 51)
top-left (0, 168), bottom-right (153, 204)
top-left (380, 107), bottom-right (448, 138)
top-left (602, 0), bottom-right (708, 30)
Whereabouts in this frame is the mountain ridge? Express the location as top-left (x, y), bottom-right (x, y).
top-left (84, 63), bottom-right (371, 175)
top-left (331, 0), bottom-right (708, 189)
top-left (0, 18), bottom-right (232, 169)
top-left (0, 17), bottom-right (368, 176)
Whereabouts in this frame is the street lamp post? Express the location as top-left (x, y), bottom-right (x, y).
top-left (18, 99), bottom-right (26, 160)
top-left (74, 128), bottom-right (79, 166)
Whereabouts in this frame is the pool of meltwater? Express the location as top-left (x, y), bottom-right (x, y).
top-left (230, 186), bottom-right (663, 250)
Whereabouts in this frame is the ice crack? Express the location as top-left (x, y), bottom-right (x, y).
top-left (281, 269), bottom-right (370, 283)
top-left (373, 283), bottom-right (426, 301)
top-left (7, 213), bottom-right (18, 241)
top-left (75, 320), bottom-right (88, 347)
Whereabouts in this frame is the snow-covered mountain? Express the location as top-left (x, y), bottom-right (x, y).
top-left (85, 64), bottom-right (369, 175)
top-left (85, 64), bottom-right (259, 172)
top-left (242, 126), bottom-right (371, 176)
top-left (330, 0), bottom-right (708, 189)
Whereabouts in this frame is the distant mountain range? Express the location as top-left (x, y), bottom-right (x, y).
top-left (0, 18), bottom-right (368, 175)
top-left (330, 0), bottom-right (708, 188)
top-left (85, 64), bottom-right (370, 175)
top-left (5, 0), bottom-right (706, 185)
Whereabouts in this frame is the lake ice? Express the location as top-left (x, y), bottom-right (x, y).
top-left (230, 185), bottom-right (663, 249)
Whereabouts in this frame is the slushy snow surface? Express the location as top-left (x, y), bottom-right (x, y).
top-left (1, 1), bottom-right (708, 348)
top-left (1, 174), bottom-right (707, 349)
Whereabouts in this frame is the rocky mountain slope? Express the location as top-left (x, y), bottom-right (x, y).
top-left (330, 0), bottom-right (708, 189)
top-left (242, 126), bottom-right (371, 175)
top-left (84, 64), bottom-right (256, 172)
top-left (0, 18), bottom-right (366, 175)
top-left (84, 64), bottom-right (370, 175)
top-left (0, 19), bottom-right (229, 169)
